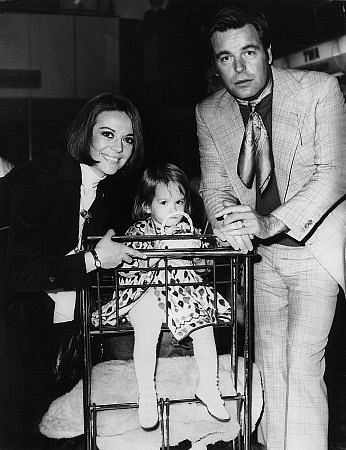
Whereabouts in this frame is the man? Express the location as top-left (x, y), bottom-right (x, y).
top-left (196, 7), bottom-right (346, 450)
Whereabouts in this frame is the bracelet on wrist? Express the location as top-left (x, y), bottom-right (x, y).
top-left (90, 249), bottom-right (102, 269)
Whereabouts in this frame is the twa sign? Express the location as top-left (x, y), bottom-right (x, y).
top-left (274, 35), bottom-right (346, 76)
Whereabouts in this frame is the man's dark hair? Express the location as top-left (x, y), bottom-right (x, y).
top-left (209, 7), bottom-right (271, 51)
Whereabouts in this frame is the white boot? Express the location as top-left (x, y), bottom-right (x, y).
top-left (195, 385), bottom-right (230, 422)
top-left (192, 327), bottom-right (230, 422)
top-left (138, 386), bottom-right (159, 430)
top-left (128, 295), bottom-right (163, 431)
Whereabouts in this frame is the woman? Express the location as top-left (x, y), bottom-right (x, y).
top-left (3, 93), bottom-right (145, 447)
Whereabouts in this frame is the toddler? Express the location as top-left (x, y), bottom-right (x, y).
top-left (92, 163), bottom-right (232, 429)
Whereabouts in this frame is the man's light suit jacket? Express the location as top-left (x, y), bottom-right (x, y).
top-left (196, 65), bottom-right (346, 292)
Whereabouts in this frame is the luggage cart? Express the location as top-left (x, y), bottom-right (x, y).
top-left (79, 233), bottom-right (255, 450)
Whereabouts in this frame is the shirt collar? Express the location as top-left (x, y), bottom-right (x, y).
top-left (80, 163), bottom-right (106, 190)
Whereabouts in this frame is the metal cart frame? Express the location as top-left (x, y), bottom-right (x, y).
top-left (79, 234), bottom-right (255, 450)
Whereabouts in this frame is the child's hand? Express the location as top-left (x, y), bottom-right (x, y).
top-left (154, 240), bottom-right (167, 250)
top-left (193, 257), bottom-right (205, 266)
top-left (193, 257), bottom-right (211, 275)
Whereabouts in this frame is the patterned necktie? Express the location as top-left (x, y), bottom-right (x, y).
top-left (236, 79), bottom-right (273, 195)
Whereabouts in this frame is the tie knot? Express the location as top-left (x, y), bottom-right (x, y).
top-left (236, 97), bottom-right (261, 112)
top-left (235, 77), bottom-right (273, 110)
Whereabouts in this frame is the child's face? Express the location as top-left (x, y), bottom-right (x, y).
top-left (147, 182), bottom-right (186, 227)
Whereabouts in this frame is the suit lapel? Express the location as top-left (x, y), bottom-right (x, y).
top-left (271, 66), bottom-right (305, 201)
top-left (210, 68), bottom-right (306, 206)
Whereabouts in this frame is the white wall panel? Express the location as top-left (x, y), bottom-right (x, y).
top-left (0, 13), bottom-right (31, 97)
top-left (30, 14), bottom-right (75, 98)
top-left (112, 0), bottom-right (150, 19)
top-left (75, 15), bottom-right (119, 98)
top-left (0, 13), bottom-right (119, 98)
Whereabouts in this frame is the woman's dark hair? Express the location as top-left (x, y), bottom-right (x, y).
top-left (132, 163), bottom-right (191, 221)
top-left (66, 92), bottom-right (143, 172)
top-left (209, 7), bottom-right (271, 51)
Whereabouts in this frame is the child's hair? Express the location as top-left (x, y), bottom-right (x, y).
top-left (132, 163), bottom-right (191, 221)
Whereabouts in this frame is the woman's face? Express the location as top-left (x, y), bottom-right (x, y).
top-left (90, 110), bottom-right (134, 177)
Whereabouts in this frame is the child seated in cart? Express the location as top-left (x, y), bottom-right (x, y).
top-left (91, 163), bottom-right (232, 430)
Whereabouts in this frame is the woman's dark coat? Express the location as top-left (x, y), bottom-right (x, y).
top-left (2, 149), bottom-right (107, 446)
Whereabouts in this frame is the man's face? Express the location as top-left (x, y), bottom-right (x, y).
top-left (211, 24), bottom-right (272, 100)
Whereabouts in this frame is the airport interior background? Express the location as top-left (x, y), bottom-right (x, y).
top-left (0, 0), bottom-right (345, 449)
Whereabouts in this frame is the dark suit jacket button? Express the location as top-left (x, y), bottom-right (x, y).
top-left (48, 276), bottom-right (55, 283)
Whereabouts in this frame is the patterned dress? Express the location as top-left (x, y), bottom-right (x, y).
top-left (91, 218), bottom-right (232, 341)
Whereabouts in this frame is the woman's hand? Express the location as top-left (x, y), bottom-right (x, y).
top-left (85, 229), bottom-right (146, 272)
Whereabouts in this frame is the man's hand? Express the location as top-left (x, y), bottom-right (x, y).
top-left (216, 204), bottom-right (288, 239)
top-left (213, 201), bottom-right (288, 251)
top-left (213, 225), bottom-right (254, 252)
